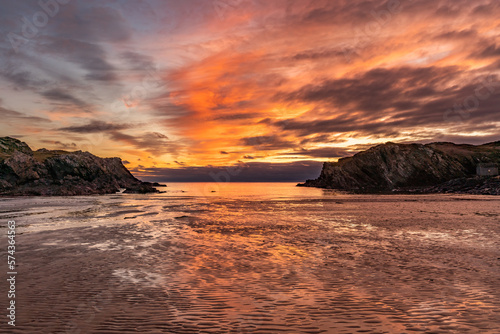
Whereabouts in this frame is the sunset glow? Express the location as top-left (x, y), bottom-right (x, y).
top-left (1, 0), bottom-right (499, 181)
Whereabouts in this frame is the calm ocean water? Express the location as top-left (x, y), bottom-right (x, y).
top-left (157, 182), bottom-right (330, 199)
top-left (1, 183), bottom-right (499, 333)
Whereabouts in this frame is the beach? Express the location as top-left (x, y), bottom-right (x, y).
top-left (0, 183), bottom-right (499, 333)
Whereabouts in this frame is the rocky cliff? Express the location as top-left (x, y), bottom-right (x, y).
top-left (299, 141), bottom-right (500, 194)
top-left (0, 137), bottom-right (159, 196)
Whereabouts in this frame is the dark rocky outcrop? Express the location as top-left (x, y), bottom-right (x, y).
top-left (0, 137), bottom-right (159, 196)
top-left (417, 175), bottom-right (500, 195)
top-left (299, 141), bottom-right (500, 194)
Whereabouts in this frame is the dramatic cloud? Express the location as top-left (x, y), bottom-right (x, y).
top-left (120, 51), bottom-right (156, 71)
top-left (38, 38), bottom-right (118, 82)
top-left (0, 69), bottom-right (48, 90)
top-left (240, 135), bottom-right (297, 150)
top-left (1, 106), bottom-right (51, 123)
top-left (59, 120), bottom-right (132, 133)
top-left (0, 0), bottom-right (499, 181)
top-left (41, 88), bottom-right (89, 109)
top-left (108, 131), bottom-right (178, 157)
top-left (282, 147), bottom-right (351, 159)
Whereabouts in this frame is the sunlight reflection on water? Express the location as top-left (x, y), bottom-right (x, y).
top-left (1, 183), bottom-right (500, 332)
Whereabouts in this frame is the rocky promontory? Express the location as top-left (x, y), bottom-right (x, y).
top-left (299, 141), bottom-right (500, 195)
top-left (0, 137), bottom-right (159, 196)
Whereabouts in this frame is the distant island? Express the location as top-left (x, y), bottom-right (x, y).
top-left (0, 137), bottom-right (160, 196)
top-left (299, 141), bottom-right (500, 195)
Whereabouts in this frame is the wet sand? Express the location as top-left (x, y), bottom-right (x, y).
top-left (0, 190), bottom-right (499, 333)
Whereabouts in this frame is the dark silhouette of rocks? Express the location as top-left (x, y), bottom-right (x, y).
top-left (299, 141), bottom-right (500, 195)
top-left (0, 137), bottom-right (159, 196)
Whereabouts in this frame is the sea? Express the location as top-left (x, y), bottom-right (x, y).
top-left (0, 183), bottom-right (499, 333)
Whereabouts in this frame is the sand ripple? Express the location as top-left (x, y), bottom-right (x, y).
top-left (1, 194), bottom-right (499, 333)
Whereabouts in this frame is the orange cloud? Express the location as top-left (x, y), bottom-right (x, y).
top-left (2, 0), bottom-right (500, 170)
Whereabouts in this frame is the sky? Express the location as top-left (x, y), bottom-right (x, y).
top-left (0, 0), bottom-right (499, 181)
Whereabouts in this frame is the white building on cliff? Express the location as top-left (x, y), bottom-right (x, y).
top-left (476, 163), bottom-right (499, 176)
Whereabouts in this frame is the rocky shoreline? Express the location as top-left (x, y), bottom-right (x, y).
top-left (0, 137), bottom-right (160, 196)
top-left (299, 141), bottom-right (500, 195)
top-left (397, 175), bottom-right (500, 195)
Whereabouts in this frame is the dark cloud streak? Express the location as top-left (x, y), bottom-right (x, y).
top-left (42, 88), bottom-right (89, 108)
top-left (59, 120), bottom-right (132, 133)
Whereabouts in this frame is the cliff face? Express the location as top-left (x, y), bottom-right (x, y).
top-left (0, 137), bottom-right (158, 196)
top-left (300, 141), bottom-right (500, 194)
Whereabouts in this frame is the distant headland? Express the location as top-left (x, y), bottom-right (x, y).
top-left (299, 141), bottom-right (500, 195)
top-left (0, 137), bottom-right (160, 196)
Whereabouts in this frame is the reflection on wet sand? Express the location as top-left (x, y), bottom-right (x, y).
top-left (0, 185), bottom-right (499, 333)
